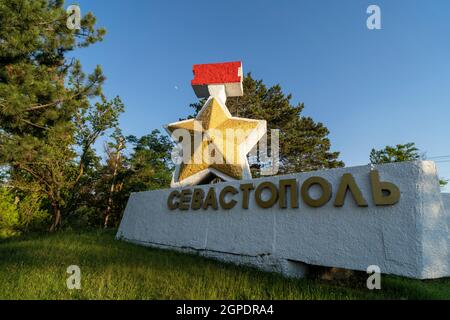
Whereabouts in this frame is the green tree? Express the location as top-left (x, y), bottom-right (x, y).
top-left (189, 74), bottom-right (344, 176)
top-left (126, 130), bottom-right (173, 191)
top-left (100, 130), bottom-right (173, 228)
top-left (72, 129), bottom-right (174, 229)
top-left (370, 143), bottom-right (447, 188)
top-left (102, 128), bottom-right (126, 228)
top-left (369, 142), bottom-right (420, 164)
top-left (0, 0), bottom-right (122, 230)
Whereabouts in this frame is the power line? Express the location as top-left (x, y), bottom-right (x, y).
top-left (426, 155), bottom-right (450, 160)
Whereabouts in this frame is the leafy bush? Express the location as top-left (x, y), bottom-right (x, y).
top-left (0, 188), bottom-right (19, 238)
top-left (0, 188), bottom-right (50, 238)
top-left (17, 194), bottom-right (51, 232)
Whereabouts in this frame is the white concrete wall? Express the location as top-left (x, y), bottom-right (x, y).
top-left (117, 161), bottom-right (450, 279)
top-left (442, 193), bottom-right (450, 222)
top-left (442, 192), bottom-right (450, 273)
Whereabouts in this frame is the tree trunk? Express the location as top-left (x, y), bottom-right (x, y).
top-left (104, 175), bottom-right (117, 229)
top-left (104, 208), bottom-right (111, 229)
top-left (49, 202), bottom-right (61, 232)
top-left (104, 141), bottom-right (123, 229)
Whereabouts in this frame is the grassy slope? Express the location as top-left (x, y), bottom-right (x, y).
top-left (0, 230), bottom-right (449, 300)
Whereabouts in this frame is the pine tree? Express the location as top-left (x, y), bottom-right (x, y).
top-left (369, 143), bottom-right (420, 164)
top-left (370, 143), bottom-right (448, 187)
top-left (0, 0), bottom-right (122, 230)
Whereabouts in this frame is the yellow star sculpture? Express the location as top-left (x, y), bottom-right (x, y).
top-left (165, 97), bottom-right (266, 187)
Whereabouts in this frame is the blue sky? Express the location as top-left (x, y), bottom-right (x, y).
top-left (72, 0), bottom-right (450, 191)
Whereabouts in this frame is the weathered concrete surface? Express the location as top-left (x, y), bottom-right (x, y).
top-left (117, 161), bottom-right (450, 279)
top-left (442, 192), bottom-right (450, 272)
top-left (443, 193), bottom-right (450, 222)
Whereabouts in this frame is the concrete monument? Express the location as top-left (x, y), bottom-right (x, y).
top-left (117, 62), bottom-right (450, 279)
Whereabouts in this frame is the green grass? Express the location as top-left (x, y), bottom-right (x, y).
top-left (0, 229), bottom-right (449, 299)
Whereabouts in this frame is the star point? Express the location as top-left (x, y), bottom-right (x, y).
top-left (166, 97), bottom-right (266, 187)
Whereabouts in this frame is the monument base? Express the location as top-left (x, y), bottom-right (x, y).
top-left (116, 237), bottom-right (310, 278)
top-left (117, 161), bottom-right (450, 280)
